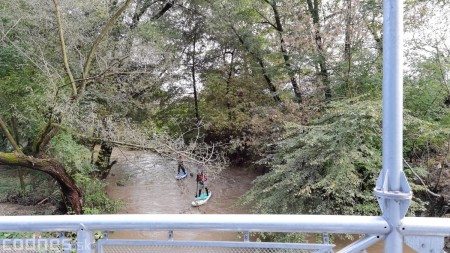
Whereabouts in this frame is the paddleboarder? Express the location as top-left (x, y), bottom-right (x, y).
top-left (196, 167), bottom-right (209, 197)
top-left (177, 154), bottom-right (187, 176)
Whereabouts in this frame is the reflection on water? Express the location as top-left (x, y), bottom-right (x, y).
top-left (105, 149), bottom-right (416, 252)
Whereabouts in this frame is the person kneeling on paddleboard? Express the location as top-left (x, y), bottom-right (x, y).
top-left (177, 155), bottom-right (186, 175)
top-left (196, 168), bottom-right (209, 197)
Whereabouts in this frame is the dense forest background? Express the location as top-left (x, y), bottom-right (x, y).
top-left (0, 0), bottom-right (449, 220)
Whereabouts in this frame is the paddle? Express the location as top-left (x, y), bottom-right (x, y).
top-left (195, 181), bottom-right (199, 198)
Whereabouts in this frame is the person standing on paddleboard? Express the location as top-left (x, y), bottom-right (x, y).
top-left (196, 167), bottom-right (209, 197)
top-left (177, 155), bottom-right (187, 175)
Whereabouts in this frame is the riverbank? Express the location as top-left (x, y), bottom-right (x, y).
top-left (0, 167), bottom-right (62, 216)
top-left (0, 202), bottom-right (57, 216)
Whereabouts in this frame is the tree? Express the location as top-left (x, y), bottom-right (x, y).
top-left (261, 0), bottom-right (303, 102)
top-left (205, 0), bottom-right (283, 103)
top-left (237, 0), bottom-right (450, 222)
top-left (0, 0), bottom-right (228, 213)
top-left (240, 96), bottom-right (439, 216)
top-left (305, 0), bottom-right (331, 99)
top-left (0, 42), bottom-right (83, 212)
top-left (0, 0), bottom-right (141, 213)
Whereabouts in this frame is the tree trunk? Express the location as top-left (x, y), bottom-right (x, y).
top-left (94, 142), bottom-right (117, 179)
top-left (231, 26), bottom-right (281, 103)
top-left (306, 0), bottom-right (332, 100)
top-left (344, 0), bottom-right (352, 96)
top-left (225, 50), bottom-right (235, 121)
top-left (81, 0), bottom-right (133, 95)
top-left (11, 117), bottom-right (26, 193)
top-left (192, 37), bottom-right (200, 123)
top-left (268, 0), bottom-right (303, 103)
top-left (257, 57), bottom-right (281, 103)
top-left (0, 152), bottom-right (83, 214)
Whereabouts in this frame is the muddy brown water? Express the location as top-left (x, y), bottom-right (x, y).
top-left (105, 149), bottom-right (415, 252)
top-left (105, 149), bottom-right (257, 241)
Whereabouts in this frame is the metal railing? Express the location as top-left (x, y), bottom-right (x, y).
top-left (0, 214), bottom-right (449, 252)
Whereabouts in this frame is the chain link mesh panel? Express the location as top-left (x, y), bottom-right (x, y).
top-left (98, 240), bottom-right (334, 253)
top-left (102, 245), bottom-right (321, 253)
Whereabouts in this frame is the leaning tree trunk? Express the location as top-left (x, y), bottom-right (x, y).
top-left (0, 152), bottom-right (83, 214)
top-left (230, 25), bottom-right (282, 103)
top-left (267, 0), bottom-right (303, 103)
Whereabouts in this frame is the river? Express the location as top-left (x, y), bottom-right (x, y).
top-left (105, 149), bottom-right (415, 252)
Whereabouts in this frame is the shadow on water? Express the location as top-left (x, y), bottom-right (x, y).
top-left (105, 149), bottom-right (415, 252)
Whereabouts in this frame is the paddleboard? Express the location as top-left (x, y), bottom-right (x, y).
top-left (191, 192), bottom-right (212, 207)
top-left (175, 172), bottom-right (187, 180)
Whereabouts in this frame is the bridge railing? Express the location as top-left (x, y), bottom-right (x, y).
top-left (0, 214), bottom-right (449, 252)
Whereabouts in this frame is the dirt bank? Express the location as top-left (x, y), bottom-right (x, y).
top-left (0, 202), bottom-right (58, 216)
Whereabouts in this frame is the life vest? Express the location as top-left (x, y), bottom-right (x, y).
top-left (197, 173), bottom-right (207, 182)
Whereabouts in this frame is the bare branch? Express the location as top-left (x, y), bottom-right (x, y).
top-left (52, 0), bottom-right (77, 96)
top-left (254, 9), bottom-right (278, 30)
top-left (81, 0), bottom-right (133, 94)
top-left (1, 17), bottom-right (22, 41)
top-left (403, 158), bottom-right (441, 198)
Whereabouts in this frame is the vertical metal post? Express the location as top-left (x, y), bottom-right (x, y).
top-left (168, 230), bottom-right (174, 241)
top-left (77, 226), bottom-right (94, 253)
top-left (243, 231), bottom-right (250, 242)
top-left (322, 232), bottom-right (331, 253)
top-left (382, 0), bottom-right (404, 252)
top-left (60, 233), bottom-right (71, 253)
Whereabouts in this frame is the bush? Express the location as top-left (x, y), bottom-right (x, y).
top-left (241, 96), bottom-right (439, 216)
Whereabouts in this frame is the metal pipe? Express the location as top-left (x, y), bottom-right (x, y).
top-left (382, 0), bottom-right (404, 252)
top-left (337, 235), bottom-right (384, 253)
top-left (0, 214), bottom-right (389, 234)
top-left (400, 217), bottom-right (450, 236)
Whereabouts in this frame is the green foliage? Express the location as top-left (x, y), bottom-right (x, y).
top-left (403, 110), bottom-right (450, 158)
top-left (198, 58), bottom-right (278, 159)
top-left (48, 133), bottom-right (122, 214)
top-left (403, 52), bottom-right (450, 157)
top-left (48, 133), bottom-right (94, 175)
top-left (333, 48), bottom-right (383, 98)
top-left (241, 97), bottom-right (382, 215)
top-left (405, 54), bottom-right (450, 123)
top-left (0, 232), bottom-right (34, 239)
top-left (138, 20), bottom-right (178, 48)
top-left (201, 69), bottom-right (272, 138)
top-left (0, 47), bottom-right (44, 107)
top-left (151, 96), bottom-right (198, 136)
top-left (0, 46), bottom-right (47, 147)
top-left (241, 96), bottom-right (439, 216)
top-left (74, 173), bottom-right (123, 214)
top-left (248, 231), bottom-right (308, 244)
